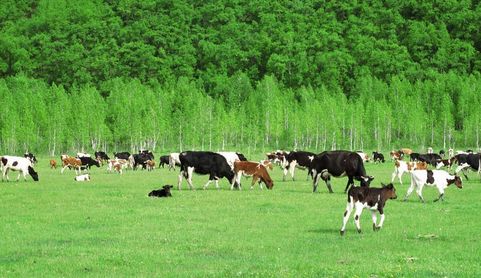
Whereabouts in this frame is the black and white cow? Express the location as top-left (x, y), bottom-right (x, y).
top-left (372, 152), bottom-right (385, 163)
top-left (217, 152), bottom-right (248, 170)
top-left (159, 155), bottom-right (170, 168)
top-left (454, 153), bottom-right (481, 180)
top-left (404, 169), bottom-right (462, 202)
top-left (24, 152), bottom-right (37, 164)
top-left (1, 156), bottom-right (39, 181)
top-left (282, 151), bottom-right (316, 181)
top-left (310, 150), bottom-right (374, 193)
top-left (79, 156), bottom-right (101, 170)
top-left (114, 152), bottom-right (131, 160)
top-left (132, 151), bottom-right (154, 170)
top-left (95, 151), bottom-right (110, 163)
top-left (417, 153), bottom-right (442, 166)
top-left (177, 151), bottom-right (236, 190)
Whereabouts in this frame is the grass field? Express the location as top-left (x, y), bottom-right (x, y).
top-left (1, 155), bottom-right (481, 277)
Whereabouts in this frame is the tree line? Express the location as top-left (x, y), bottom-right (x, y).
top-left (1, 73), bottom-right (480, 156)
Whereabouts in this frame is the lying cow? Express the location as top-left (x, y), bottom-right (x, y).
top-left (1, 155), bottom-right (39, 181)
top-left (74, 174), bottom-right (91, 181)
top-left (231, 160), bottom-right (274, 190)
top-left (403, 170), bottom-right (462, 202)
top-left (340, 183), bottom-right (397, 235)
top-left (148, 185), bottom-right (173, 197)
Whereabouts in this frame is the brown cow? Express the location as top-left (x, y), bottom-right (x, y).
top-left (400, 148), bottom-right (413, 155)
top-left (50, 159), bottom-right (57, 169)
top-left (146, 160), bottom-right (155, 171)
top-left (231, 161), bottom-right (274, 190)
top-left (61, 157), bottom-right (82, 174)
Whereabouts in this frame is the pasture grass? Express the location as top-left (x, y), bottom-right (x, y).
top-left (1, 155), bottom-right (481, 277)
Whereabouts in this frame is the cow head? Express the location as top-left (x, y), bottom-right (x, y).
top-left (381, 183), bottom-right (397, 199)
top-left (28, 166), bottom-right (39, 181)
top-left (360, 176), bottom-right (374, 187)
top-left (448, 176), bottom-right (463, 189)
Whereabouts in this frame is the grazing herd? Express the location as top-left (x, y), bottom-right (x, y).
top-left (1, 147), bottom-right (479, 236)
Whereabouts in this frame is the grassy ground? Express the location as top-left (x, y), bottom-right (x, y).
top-left (1, 155), bottom-right (481, 277)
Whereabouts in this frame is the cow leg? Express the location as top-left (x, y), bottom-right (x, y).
top-left (312, 169), bottom-right (319, 192)
top-left (230, 173), bottom-right (237, 190)
top-left (61, 165), bottom-right (69, 174)
top-left (289, 161), bottom-right (296, 181)
top-left (16, 172), bottom-right (21, 181)
top-left (391, 169), bottom-right (397, 183)
top-left (434, 187), bottom-right (445, 202)
top-left (353, 202), bottom-right (364, 233)
top-left (371, 210), bottom-right (379, 231)
top-left (340, 197), bottom-right (354, 236)
top-left (177, 171), bottom-right (184, 190)
top-left (344, 177), bottom-right (354, 193)
top-left (2, 168), bottom-right (9, 181)
top-left (203, 179), bottom-right (213, 190)
top-left (403, 183), bottom-right (416, 201)
top-left (282, 166), bottom-right (288, 181)
top-left (415, 185), bottom-right (425, 203)
top-left (251, 175), bottom-right (260, 190)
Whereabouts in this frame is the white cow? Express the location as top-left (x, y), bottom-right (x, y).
top-left (403, 170), bottom-right (462, 202)
top-left (1, 155), bottom-right (39, 181)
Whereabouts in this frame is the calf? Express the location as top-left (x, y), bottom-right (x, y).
top-left (282, 151), bottom-right (316, 181)
top-left (107, 159), bottom-right (128, 174)
top-left (74, 174), bottom-right (91, 181)
top-left (50, 159), bottom-right (57, 169)
top-left (159, 155), bottom-right (170, 168)
top-left (404, 170), bottom-right (462, 202)
top-left (168, 153), bottom-right (181, 171)
top-left (311, 150), bottom-right (374, 193)
top-left (390, 150), bottom-right (403, 161)
top-left (1, 156), bottom-right (39, 181)
top-left (146, 160), bottom-right (155, 171)
top-left (391, 160), bottom-right (428, 184)
top-left (148, 185), bottom-right (174, 197)
top-left (61, 157), bottom-right (82, 174)
top-left (340, 183), bottom-right (397, 235)
top-left (372, 152), bottom-right (385, 163)
top-left (231, 161), bottom-right (274, 190)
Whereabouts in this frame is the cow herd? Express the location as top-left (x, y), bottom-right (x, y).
top-left (1, 147), bottom-right (480, 236)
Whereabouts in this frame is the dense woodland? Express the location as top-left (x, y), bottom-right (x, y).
top-left (1, 0), bottom-right (481, 155)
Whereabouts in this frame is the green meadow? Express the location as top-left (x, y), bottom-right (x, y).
top-left (1, 156), bottom-right (481, 277)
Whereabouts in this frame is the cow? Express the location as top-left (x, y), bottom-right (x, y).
top-left (95, 151), bottom-right (110, 164)
top-left (266, 150), bottom-right (289, 166)
top-left (148, 185), bottom-right (174, 197)
top-left (1, 156), bottom-right (39, 181)
top-left (454, 153), bottom-right (481, 180)
top-left (391, 160), bottom-right (428, 184)
top-left (61, 157), bottom-right (82, 174)
top-left (356, 151), bottom-right (370, 162)
top-left (231, 160), bottom-right (274, 190)
top-left (282, 151), bottom-right (316, 181)
top-left (24, 152), bottom-right (37, 164)
top-left (310, 150), bottom-right (374, 193)
top-left (168, 153), bottom-right (181, 171)
top-left (159, 155), bottom-right (170, 168)
top-left (372, 152), bottom-right (385, 163)
top-left (132, 151), bottom-right (154, 170)
top-left (340, 183), bottom-right (397, 236)
top-left (217, 152), bottom-right (248, 170)
top-left (146, 160), bottom-right (155, 171)
top-left (79, 156), bottom-right (101, 170)
top-left (417, 153), bottom-right (443, 166)
top-left (74, 174), bottom-right (91, 181)
top-left (404, 170), bottom-right (462, 202)
top-left (107, 159), bottom-right (128, 174)
top-left (114, 152), bottom-right (131, 160)
top-left (410, 153), bottom-right (420, 161)
top-left (177, 151), bottom-right (236, 190)
top-left (390, 150), bottom-right (403, 161)
top-left (50, 159), bottom-right (57, 169)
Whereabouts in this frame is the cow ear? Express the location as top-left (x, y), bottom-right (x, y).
top-left (381, 182), bottom-right (386, 187)
top-left (386, 183), bottom-right (394, 189)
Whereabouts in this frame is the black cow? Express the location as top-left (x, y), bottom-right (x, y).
top-left (417, 153), bottom-right (442, 166)
top-left (24, 152), bottom-right (37, 164)
top-left (282, 151), bottom-right (316, 181)
top-left (133, 151), bottom-right (154, 170)
top-left (148, 185), bottom-right (173, 197)
top-left (410, 153), bottom-right (420, 161)
top-left (159, 155), bottom-right (170, 168)
top-left (95, 151), bottom-right (110, 161)
top-left (79, 156), bottom-right (100, 170)
top-left (178, 151), bottom-right (235, 190)
top-left (311, 150), bottom-right (374, 193)
top-left (372, 152), bottom-right (385, 163)
top-left (114, 152), bottom-right (131, 160)
top-left (455, 153), bottom-right (481, 180)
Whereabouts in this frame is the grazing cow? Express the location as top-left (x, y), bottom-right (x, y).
top-left (427, 147), bottom-right (433, 154)
top-left (391, 160), bottom-right (428, 184)
top-left (95, 151), bottom-right (110, 164)
top-left (148, 185), bottom-right (174, 197)
top-left (61, 157), bottom-right (82, 174)
top-left (217, 152), bottom-right (248, 170)
top-left (114, 152), bottom-right (131, 160)
top-left (231, 160), bottom-right (274, 190)
top-left (146, 160), bottom-right (155, 171)
top-left (417, 153), bottom-right (443, 166)
top-left (404, 170), bottom-right (462, 202)
top-left (168, 153), bottom-right (181, 171)
top-left (74, 174), bottom-right (91, 181)
top-left (400, 148), bottom-right (413, 155)
top-left (1, 156), bottom-right (39, 181)
top-left (76, 152), bottom-right (91, 158)
top-left (310, 150), bottom-right (374, 193)
top-left (340, 183), bottom-right (397, 236)
top-left (178, 151), bottom-right (235, 190)
top-left (24, 152), bottom-right (37, 164)
top-left (454, 153), bottom-right (481, 180)
top-left (356, 151), bottom-right (370, 162)
top-left (372, 152), bottom-right (385, 163)
top-left (159, 155), bottom-right (170, 168)
top-left (390, 150), bottom-right (403, 161)
top-left (282, 151), bottom-right (316, 181)
top-left (50, 159), bottom-right (57, 169)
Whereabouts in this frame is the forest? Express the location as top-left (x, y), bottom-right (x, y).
top-left (1, 0), bottom-right (481, 154)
